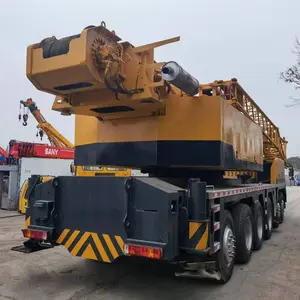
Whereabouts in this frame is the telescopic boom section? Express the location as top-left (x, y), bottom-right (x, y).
top-left (20, 98), bottom-right (74, 149)
top-left (199, 79), bottom-right (287, 162)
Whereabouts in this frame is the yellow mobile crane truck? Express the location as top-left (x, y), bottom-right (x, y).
top-left (14, 22), bottom-right (288, 283)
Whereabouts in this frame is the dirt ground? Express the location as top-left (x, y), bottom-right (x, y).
top-left (1, 187), bottom-right (300, 300)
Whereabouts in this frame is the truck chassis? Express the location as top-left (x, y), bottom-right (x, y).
top-left (15, 175), bottom-right (286, 283)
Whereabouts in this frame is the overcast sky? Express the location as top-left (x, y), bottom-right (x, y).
top-left (0, 0), bottom-right (299, 156)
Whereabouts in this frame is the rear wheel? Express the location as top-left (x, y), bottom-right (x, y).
top-left (279, 193), bottom-right (285, 223)
top-left (253, 200), bottom-right (264, 251)
top-left (217, 210), bottom-right (236, 283)
top-left (264, 197), bottom-right (273, 240)
top-left (232, 203), bottom-right (253, 264)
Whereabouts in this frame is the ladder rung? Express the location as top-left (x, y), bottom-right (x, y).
top-left (213, 242), bottom-right (220, 253)
top-left (214, 222), bottom-right (220, 231)
top-left (212, 204), bottom-right (220, 213)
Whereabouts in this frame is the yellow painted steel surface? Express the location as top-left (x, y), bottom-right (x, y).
top-left (271, 158), bottom-right (285, 184)
top-left (75, 165), bottom-right (131, 177)
top-left (24, 216), bottom-right (31, 229)
top-left (75, 95), bottom-right (263, 167)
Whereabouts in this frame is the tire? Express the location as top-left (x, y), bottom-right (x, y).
top-left (273, 220), bottom-right (279, 229)
top-left (232, 203), bottom-right (253, 264)
top-left (253, 200), bottom-right (264, 251)
top-left (264, 197), bottom-right (273, 240)
top-left (279, 193), bottom-right (285, 223)
top-left (217, 210), bottom-right (236, 284)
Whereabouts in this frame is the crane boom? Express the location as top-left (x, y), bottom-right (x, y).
top-left (199, 79), bottom-right (287, 163)
top-left (20, 98), bottom-right (74, 149)
top-left (0, 146), bottom-right (8, 158)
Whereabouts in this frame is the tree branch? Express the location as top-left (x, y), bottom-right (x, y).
top-left (281, 37), bottom-right (300, 106)
top-left (280, 37), bottom-right (300, 88)
top-left (284, 96), bottom-right (300, 107)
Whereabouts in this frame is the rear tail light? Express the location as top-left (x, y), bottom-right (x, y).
top-left (22, 229), bottom-right (48, 241)
top-left (124, 244), bottom-right (162, 259)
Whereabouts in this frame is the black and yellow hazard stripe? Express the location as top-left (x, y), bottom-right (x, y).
top-left (188, 222), bottom-right (208, 250)
top-left (56, 229), bottom-right (125, 262)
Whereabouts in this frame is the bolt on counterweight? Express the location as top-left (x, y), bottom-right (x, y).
top-left (161, 61), bottom-right (200, 96)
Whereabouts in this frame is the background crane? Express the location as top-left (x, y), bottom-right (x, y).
top-left (19, 98), bottom-right (131, 177)
top-left (19, 98), bottom-right (74, 149)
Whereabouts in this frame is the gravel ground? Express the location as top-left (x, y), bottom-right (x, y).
top-left (0, 187), bottom-right (300, 300)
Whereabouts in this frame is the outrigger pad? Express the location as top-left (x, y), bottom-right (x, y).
top-left (11, 240), bottom-right (54, 254)
top-left (11, 245), bottom-right (35, 253)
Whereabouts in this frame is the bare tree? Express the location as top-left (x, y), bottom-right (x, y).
top-left (280, 37), bottom-right (300, 107)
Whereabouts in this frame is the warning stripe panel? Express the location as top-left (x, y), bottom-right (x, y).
top-left (92, 233), bottom-right (111, 263)
top-left (64, 230), bottom-right (80, 249)
top-left (102, 234), bottom-right (118, 259)
top-left (187, 222), bottom-right (209, 251)
top-left (79, 235), bottom-right (101, 261)
top-left (195, 224), bottom-right (208, 250)
top-left (56, 229), bottom-right (70, 244)
top-left (115, 235), bottom-right (125, 252)
top-left (189, 222), bottom-right (201, 239)
top-left (56, 229), bottom-right (125, 263)
top-left (70, 232), bottom-right (90, 256)
top-left (82, 244), bottom-right (97, 260)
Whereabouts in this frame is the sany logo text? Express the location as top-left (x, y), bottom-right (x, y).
top-left (45, 148), bottom-right (58, 156)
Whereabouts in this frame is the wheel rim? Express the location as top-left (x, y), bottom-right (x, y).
top-left (223, 226), bottom-right (235, 265)
top-left (245, 216), bottom-right (253, 250)
top-left (268, 208), bottom-right (272, 230)
top-left (257, 212), bottom-right (263, 240)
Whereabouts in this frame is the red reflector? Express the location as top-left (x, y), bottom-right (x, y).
top-left (22, 229), bottom-right (48, 241)
top-left (124, 244), bottom-right (162, 259)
